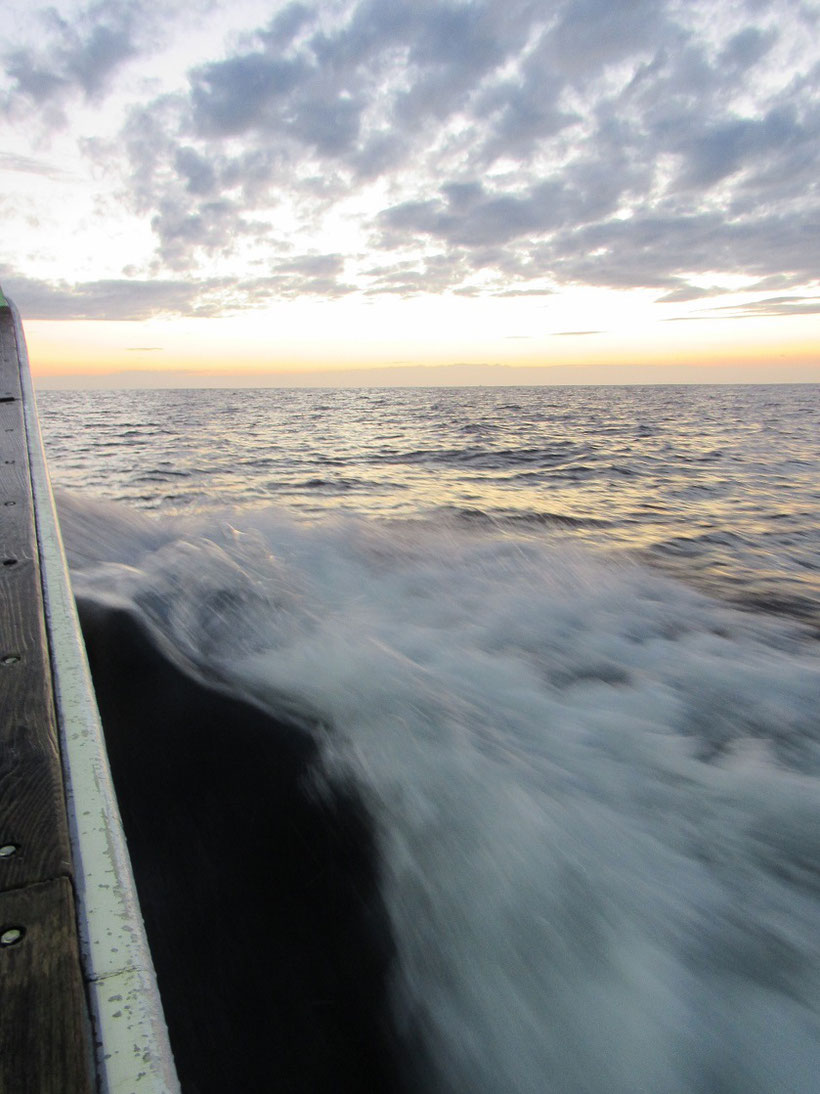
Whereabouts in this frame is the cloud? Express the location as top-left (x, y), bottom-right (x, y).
top-left (5, 0), bottom-right (820, 312)
top-left (1, 0), bottom-right (143, 120)
top-left (673, 106), bottom-right (809, 190)
top-left (258, 3), bottom-right (314, 49)
top-left (0, 253), bottom-right (357, 318)
top-left (475, 71), bottom-right (579, 165)
top-left (0, 271), bottom-right (214, 319)
top-left (174, 147), bottom-right (217, 196)
top-left (189, 53), bottom-right (309, 138)
top-left (595, 215), bottom-right (815, 290)
top-left (275, 254), bottom-right (345, 277)
top-left (0, 151), bottom-right (70, 179)
top-left (377, 161), bottom-right (638, 254)
top-left (185, 0), bottom-right (535, 156)
top-left (494, 288), bottom-right (554, 297)
top-left (250, 266), bottom-right (353, 301)
top-left (114, 0), bottom-right (554, 267)
top-left (719, 25), bottom-right (778, 71)
top-left (361, 253), bottom-right (476, 295)
top-left (149, 196), bottom-right (256, 270)
top-left (655, 283), bottom-right (730, 303)
top-left (546, 0), bottom-right (669, 78)
top-left (707, 294), bottom-right (820, 318)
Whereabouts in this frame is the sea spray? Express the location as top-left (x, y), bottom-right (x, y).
top-left (59, 491), bottom-right (820, 1094)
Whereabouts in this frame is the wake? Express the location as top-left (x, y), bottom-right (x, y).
top-left (61, 492), bottom-right (820, 1094)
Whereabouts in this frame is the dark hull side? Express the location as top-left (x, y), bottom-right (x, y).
top-left (77, 597), bottom-right (413, 1094)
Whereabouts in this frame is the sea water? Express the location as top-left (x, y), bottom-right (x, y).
top-left (38, 384), bottom-right (820, 1093)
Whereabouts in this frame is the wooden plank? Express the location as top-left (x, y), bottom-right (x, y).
top-left (0, 306), bottom-right (74, 891)
top-left (8, 299), bottom-right (181, 1092)
top-left (0, 877), bottom-right (95, 1093)
top-left (0, 303), bottom-right (96, 1090)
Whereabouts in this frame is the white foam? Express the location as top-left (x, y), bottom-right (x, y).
top-left (61, 494), bottom-right (820, 1094)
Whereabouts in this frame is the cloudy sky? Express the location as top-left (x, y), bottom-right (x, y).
top-left (2, 0), bottom-right (819, 385)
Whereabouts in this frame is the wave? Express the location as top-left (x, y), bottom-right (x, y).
top-left (371, 444), bottom-right (580, 470)
top-left (432, 505), bottom-right (613, 530)
top-left (58, 491), bottom-right (820, 1094)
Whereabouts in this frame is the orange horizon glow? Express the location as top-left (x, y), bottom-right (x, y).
top-left (23, 314), bottom-right (820, 385)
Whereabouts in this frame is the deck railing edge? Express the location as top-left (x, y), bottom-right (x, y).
top-left (10, 297), bottom-right (180, 1093)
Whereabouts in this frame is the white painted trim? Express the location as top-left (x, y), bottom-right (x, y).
top-left (9, 298), bottom-right (180, 1093)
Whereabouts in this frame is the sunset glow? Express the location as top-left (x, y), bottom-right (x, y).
top-left (2, 0), bottom-right (818, 386)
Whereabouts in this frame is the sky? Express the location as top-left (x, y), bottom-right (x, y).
top-left (1, 0), bottom-right (819, 386)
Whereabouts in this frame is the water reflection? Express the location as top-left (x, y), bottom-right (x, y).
top-left (38, 384), bottom-right (820, 630)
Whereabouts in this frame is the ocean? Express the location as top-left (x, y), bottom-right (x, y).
top-left (37, 384), bottom-right (819, 1093)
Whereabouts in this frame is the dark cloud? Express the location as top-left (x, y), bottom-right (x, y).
top-left (0, 271), bottom-right (213, 319)
top-left (389, 1), bottom-right (517, 126)
top-left (186, 0), bottom-right (533, 156)
top-left (258, 3), bottom-right (315, 49)
top-left (6, 0), bottom-right (817, 310)
top-left (288, 93), bottom-right (363, 155)
top-left (0, 253), bottom-right (357, 318)
top-left (119, 0), bottom-right (555, 266)
top-left (361, 253), bottom-right (473, 295)
top-left (141, 1), bottom-right (818, 297)
top-left (1, 0), bottom-right (142, 119)
top-left (149, 196), bottom-right (254, 269)
top-left (674, 105), bottom-right (808, 189)
top-left (719, 25), bottom-right (778, 70)
top-left (475, 69), bottom-right (578, 165)
top-left (378, 174), bottom-right (621, 250)
top-left (190, 54), bottom-right (308, 137)
top-left (174, 147), bottom-right (217, 196)
top-left (243, 269), bottom-right (356, 298)
top-left (275, 254), bottom-right (345, 276)
top-left (377, 156), bottom-right (642, 256)
top-left (547, 0), bottom-right (668, 78)
top-left (538, 209), bottom-right (820, 290)
top-left (655, 284), bottom-right (730, 303)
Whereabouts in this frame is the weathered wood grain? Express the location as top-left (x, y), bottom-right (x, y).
top-left (0, 303), bottom-right (96, 1091)
top-left (0, 306), bottom-right (74, 891)
top-left (0, 877), bottom-right (95, 1094)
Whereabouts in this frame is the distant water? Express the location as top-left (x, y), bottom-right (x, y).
top-left (38, 385), bottom-right (820, 1093)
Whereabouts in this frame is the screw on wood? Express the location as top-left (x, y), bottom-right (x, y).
top-left (0, 844), bottom-right (19, 859)
top-left (1, 654), bottom-right (21, 665)
top-left (1, 927), bottom-right (24, 946)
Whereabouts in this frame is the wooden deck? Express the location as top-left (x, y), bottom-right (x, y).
top-left (0, 303), bottom-right (96, 1089)
top-left (0, 293), bottom-right (179, 1093)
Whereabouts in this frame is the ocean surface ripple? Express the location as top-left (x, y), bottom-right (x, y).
top-left (40, 384), bottom-right (820, 1092)
top-left (39, 384), bottom-right (820, 630)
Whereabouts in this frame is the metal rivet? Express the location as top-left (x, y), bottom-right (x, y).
top-left (1, 655), bottom-right (20, 665)
top-left (1, 927), bottom-right (24, 947)
top-left (0, 844), bottom-right (18, 859)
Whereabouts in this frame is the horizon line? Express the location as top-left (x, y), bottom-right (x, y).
top-left (32, 358), bottom-right (820, 390)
